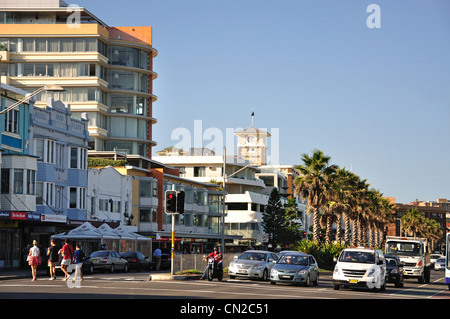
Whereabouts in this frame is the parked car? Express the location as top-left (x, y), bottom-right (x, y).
top-left (270, 252), bottom-right (319, 286)
top-left (228, 250), bottom-right (278, 281)
top-left (120, 251), bottom-right (151, 271)
top-left (385, 254), bottom-right (404, 288)
top-left (86, 250), bottom-right (128, 273)
top-left (434, 258), bottom-right (446, 271)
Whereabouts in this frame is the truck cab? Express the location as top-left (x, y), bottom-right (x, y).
top-left (385, 236), bottom-right (431, 283)
top-left (333, 247), bottom-right (386, 291)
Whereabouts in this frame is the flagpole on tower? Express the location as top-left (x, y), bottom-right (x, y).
top-left (251, 109), bottom-right (254, 128)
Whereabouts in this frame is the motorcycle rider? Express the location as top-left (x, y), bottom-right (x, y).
top-left (200, 246), bottom-right (222, 280)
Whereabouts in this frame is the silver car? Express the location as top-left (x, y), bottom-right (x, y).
top-left (228, 250), bottom-right (278, 281)
top-left (434, 258), bottom-right (445, 271)
top-left (87, 250), bottom-right (129, 273)
top-left (270, 252), bottom-right (319, 286)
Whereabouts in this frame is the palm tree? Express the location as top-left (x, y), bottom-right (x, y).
top-left (326, 167), bottom-right (353, 244)
top-left (401, 208), bottom-right (423, 237)
top-left (294, 150), bottom-right (337, 242)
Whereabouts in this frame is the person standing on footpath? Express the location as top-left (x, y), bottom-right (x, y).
top-left (73, 244), bottom-right (84, 282)
top-left (153, 247), bottom-right (162, 271)
top-left (47, 239), bottom-right (59, 280)
top-left (60, 239), bottom-right (74, 281)
top-left (28, 240), bottom-right (41, 281)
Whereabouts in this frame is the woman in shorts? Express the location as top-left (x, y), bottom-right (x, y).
top-left (28, 240), bottom-right (41, 281)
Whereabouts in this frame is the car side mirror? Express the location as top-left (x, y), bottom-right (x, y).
top-left (272, 260), bottom-right (277, 264)
top-left (234, 255), bottom-right (238, 260)
top-left (333, 257), bottom-right (337, 262)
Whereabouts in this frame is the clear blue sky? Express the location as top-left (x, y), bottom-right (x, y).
top-left (77, 0), bottom-right (450, 204)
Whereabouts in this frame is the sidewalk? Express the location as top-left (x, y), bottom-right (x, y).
top-left (0, 268), bottom-right (47, 281)
top-left (0, 268), bottom-right (201, 281)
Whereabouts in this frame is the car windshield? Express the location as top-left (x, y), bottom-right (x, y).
top-left (120, 252), bottom-right (134, 257)
top-left (386, 241), bottom-right (423, 256)
top-left (279, 255), bottom-right (308, 266)
top-left (238, 252), bottom-right (267, 261)
top-left (90, 251), bottom-right (109, 257)
top-left (339, 251), bottom-right (375, 264)
top-left (385, 258), bottom-right (398, 266)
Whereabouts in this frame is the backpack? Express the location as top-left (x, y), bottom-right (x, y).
top-left (76, 249), bottom-right (84, 262)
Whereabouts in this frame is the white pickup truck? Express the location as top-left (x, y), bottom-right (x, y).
top-left (333, 247), bottom-right (386, 291)
top-left (385, 236), bottom-right (431, 283)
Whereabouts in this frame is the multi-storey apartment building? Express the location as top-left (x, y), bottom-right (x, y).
top-left (0, 0), bottom-right (158, 157)
top-left (29, 98), bottom-right (89, 222)
top-left (0, 83), bottom-right (38, 268)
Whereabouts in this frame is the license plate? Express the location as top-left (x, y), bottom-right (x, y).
top-left (349, 279), bottom-right (358, 283)
top-left (280, 275), bottom-right (291, 279)
top-left (238, 270), bottom-right (247, 273)
top-left (92, 259), bottom-right (99, 264)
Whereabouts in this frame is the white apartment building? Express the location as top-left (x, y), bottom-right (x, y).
top-left (156, 147), bottom-right (308, 248)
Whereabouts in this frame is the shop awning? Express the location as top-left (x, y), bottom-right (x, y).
top-left (51, 222), bottom-right (102, 240)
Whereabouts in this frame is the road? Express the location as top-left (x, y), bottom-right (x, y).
top-left (0, 269), bottom-right (448, 300)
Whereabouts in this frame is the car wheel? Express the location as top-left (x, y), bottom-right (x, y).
top-left (313, 273), bottom-right (319, 286)
top-left (262, 269), bottom-right (268, 281)
top-left (333, 281), bottom-right (339, 290)
top-left (303, 274), bottom-right (310, 287)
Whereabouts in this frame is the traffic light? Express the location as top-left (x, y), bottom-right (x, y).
top-left (176, 191), bottom-right (185, 214)
top-left (165, 190), bottom-right (177, 214)
top-left (164, 190), bottom-right (185, 214)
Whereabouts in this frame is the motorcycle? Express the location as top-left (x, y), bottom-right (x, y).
top-left (206, 257), bottom-right (223, 281)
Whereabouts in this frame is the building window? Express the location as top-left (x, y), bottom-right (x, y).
top-left (35, 139), bottom-right (55, 163)
top-left (13, 169), bottom-right (23, 194)
top-left (194, 166), bottom-right (206, 177)
top-left (140, 208), bottom-right (151, 222)
top-left (69, 147), bottom-right (87, 169)
top-left (5, 109), bottom-right (19, 134)
top-left (36, 181), bottom-right (54, 206)
top-left (26, 170), bottom-right (35, 195)
top-left (1, 169), bottom-right (10, 194)
top-left (69, 187), bottom-right (86, 209)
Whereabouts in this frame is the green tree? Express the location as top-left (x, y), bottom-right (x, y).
top-left (279, 197), bottom-right (302, 248)
top-left (261, 188), bottom-right (285, 248)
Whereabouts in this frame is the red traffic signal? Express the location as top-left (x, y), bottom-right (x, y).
top-left (164, 190), bottom-right (185, 214)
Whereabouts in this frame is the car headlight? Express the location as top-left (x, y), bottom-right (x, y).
top-left (297, 269), bottom-right (307, 275)
top-left (253, 265), bottom-right (263, 270)
top-left (271, 268), bottom-right (277, 275)
top-left (334, 266), bottom-right (340, 274)
top-left (391, 268), bottom-right (398, 274)
top-left (367, 268), bottom-right (376, 277)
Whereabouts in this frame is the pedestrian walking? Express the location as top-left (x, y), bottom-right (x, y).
top-left (153, 247), bottom-right (162, 271)
top-left (28, 240), bottom-right (41, 281)
top-left (73, 244), bottom-right (84, 282)
top-left (47, 239), bottom-right (59, 280)
top-left (60, 239), bottom-right (74, 281)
